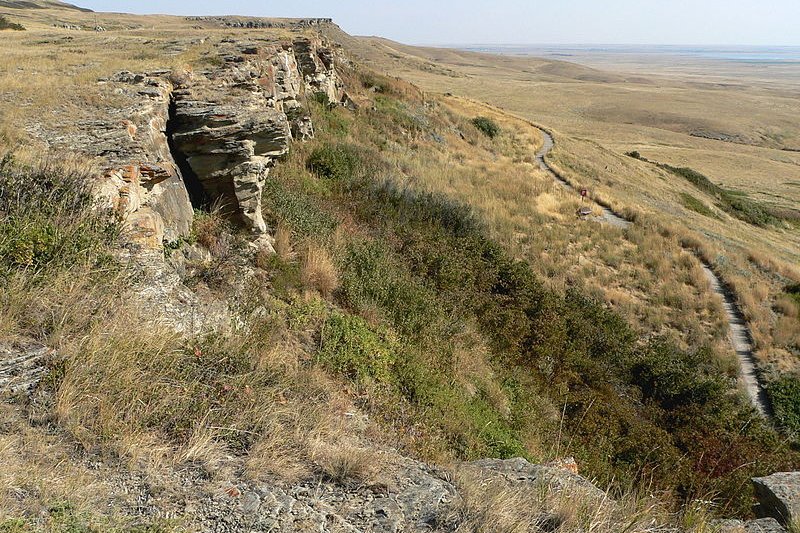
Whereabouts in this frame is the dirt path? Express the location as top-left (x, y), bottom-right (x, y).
top-left (535, 128), bottom-right (771, 417)
top-left (535, 131), bottom-right (631, 229)
top-left (701, 266), bottom-right (771, 417)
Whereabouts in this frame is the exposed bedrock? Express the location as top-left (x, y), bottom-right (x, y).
top-left (91, 71), bottom-right (194, 249)
top-left (87, 37), bottom-right (343, 246)
top-left (169, 40), bottom-right (343, 236)
top-left (169, 96), bottom-right (291, 234)
top-left (292, 37), bottom-right (344, 103)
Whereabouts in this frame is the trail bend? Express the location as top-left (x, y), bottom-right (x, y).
top-left (534, 127), bottom-right (770, 418)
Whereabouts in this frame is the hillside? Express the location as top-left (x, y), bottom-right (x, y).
top-left (0, 3), bottom-right (799, 532)
top-left (326, 30), bottom-right (800, 432)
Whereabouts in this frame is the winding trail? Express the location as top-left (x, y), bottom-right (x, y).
top-left (534, 128), bottom-right (771, 418)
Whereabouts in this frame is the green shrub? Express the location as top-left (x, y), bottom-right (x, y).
top-left (360, 72), bottom-right (393, 94)
top-left (373, 95), bottom-right (425, 134)
top-left (262, 179), bottom-right (337, 238)
top-left (0, 16), bottom-right (25, 31)
top-left (318, 312), bottom-right (396, 383)
top-left (625, 150), bottom-right (642, 160)
top-left (787, 283), bottom-right (800, 310)
top-left (658, 163), bottom-right (778, 226)
top-left (310, 91), bottom-right (330, 106)
top-left (471, 116), bottom-right (500, 138)
top-left (680, 192), bottom-right (718, 218)
top-left (0, 155), bottom-right (119, 277)
top-left (629, 342), bottom-right (727, 411)
top-left (306, 143), bottom-right (363, 181)
top-left (767, 375), bottom-right (800, 435)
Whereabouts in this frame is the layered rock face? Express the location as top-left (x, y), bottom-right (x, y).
top-left (81, 37), bottom-right (343, 247)
top-left (292, 37), bottom-right (344, 104)
top-left (169, 40), bottom-right (342, 236)
top-left (90, 71), bottom-right (194, 248)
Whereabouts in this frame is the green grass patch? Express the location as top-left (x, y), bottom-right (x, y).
top-left (471, 116), bottom-right (500, 139)
top-left (0, 15), bottom-right (25, 31)
top-left (680, 192), bottom-right (719, 219)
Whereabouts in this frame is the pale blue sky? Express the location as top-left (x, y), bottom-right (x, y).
top-left (76, 0), bottom-right (800, 46)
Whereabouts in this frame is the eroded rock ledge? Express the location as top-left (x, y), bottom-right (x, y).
top-left (169, 38), bottom-right (342, 237)
top-left (91, 37), bottom-right (343, 249)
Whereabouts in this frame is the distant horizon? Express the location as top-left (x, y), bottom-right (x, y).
top-left (74, 1), bottom-right (800, 48)
top-left (414, 42), bottom-right (800, 49)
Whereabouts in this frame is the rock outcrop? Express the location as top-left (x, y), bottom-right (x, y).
top-left (188, 455), bottom-right (460, 532)
top-left (147, 456), bottom-right (606, 532)
top-left (714, 518), bottom-right (786, 533)
top-left (292, 37), bottom-right (344, 104)
top-left (753, 472), bottom-right (800, 526)
top-left (81, 70), bottom-right (194, 249)
top-left (169, 39), bottom-right (341, 238)
top-left (464, 456), bottom-right (605, 499)
top-left (0, 342), bottom-right (50, 396)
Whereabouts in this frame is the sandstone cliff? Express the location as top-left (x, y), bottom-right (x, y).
top-left (78, 38), bottom-right (343, 251)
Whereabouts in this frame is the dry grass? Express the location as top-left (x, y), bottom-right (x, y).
top-left (273, 222), bottom-right (295, 261)
top-left (452, 469), bottom-right (685, 533)
top-left (358, 93), bottom-right (731, 351)
top-left (338, 31), bottom-right (800, 374)
top-left (53, 304), bottom-right (350, 478)
top-left (301, 243), bottom-right (339, 298)
top-left (310, 439), bottom-right (378, 485)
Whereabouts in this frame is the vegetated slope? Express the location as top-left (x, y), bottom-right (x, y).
top-left (340, 33), bottom-right (800, 412)
top-left (0, 0), bottom-right (89, 10)
top-left (260, 68), bottom-right (798, 514)
top-left (0, 12), bottom-right (798, 529)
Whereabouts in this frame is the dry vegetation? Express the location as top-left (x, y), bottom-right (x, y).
top-left (331, 29), bottom-right (800, 428)
top-left (0, 2), bottom-right (799, 530)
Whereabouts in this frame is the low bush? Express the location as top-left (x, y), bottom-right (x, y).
top-left (471, 116), bottom-right (500, 139)
top-left (658, 163), bottom-right (778, 226)
top-left (0, 16), bottom-right (25, 31)
top-left (306, 143), bottom-right (363, 181)
top-left (260, 77), bottom-right (800, 513)
top-left (262, 179), bottom-right (337, 238)
top-left (310, 91), bottom-right (330, 106)
top-left (767, 375), bottom-right (800, 435)
top-left (680, 192), bottom-right (718, 218)
top-left (0, 155), bottom-right (119, 276)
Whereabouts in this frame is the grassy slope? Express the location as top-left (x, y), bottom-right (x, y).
top-left (328, 30), bottom-right (800, 406)
top-left (0, 8), bottom-right (799, 528)
top-left (261, 69), bottom-right (798, 515)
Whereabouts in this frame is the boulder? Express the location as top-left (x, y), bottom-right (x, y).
top-left (713, 518), bottom-right (786, 532)
top-left (753, 472), bottom-right (800, 525)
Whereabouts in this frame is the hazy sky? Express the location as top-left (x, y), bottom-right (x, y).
top-left (76, 0), bottom-right (800, 46)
